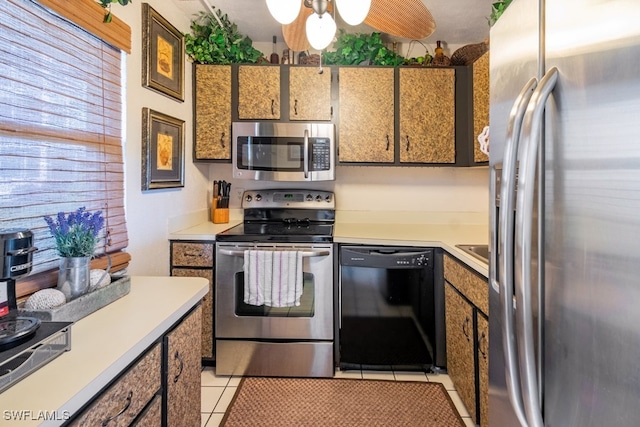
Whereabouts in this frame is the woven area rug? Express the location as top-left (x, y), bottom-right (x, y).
top-left (220, 377), bottom-right (465, 427)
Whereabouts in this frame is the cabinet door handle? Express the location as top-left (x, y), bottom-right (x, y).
top-left (385, 135), bottom-right (390, 151)
top-left (220, 131), bottom-right (225, 149)
top-left (294, 99), bottom-right (298, 115)
top-left (462, 316), bottom-right (471, 342)
top-left (478, 330), bottom-right (488, 359)
top-left (101, 391), bottom-right (133, 426)
top-left (330, 106), bottom-right (333, 117)
top-left (173, 350), bottom-right (184, 383)
top-left (271, 99), bottom-right (275, 116)
top-left (405, 135), bottom-right (410, 151)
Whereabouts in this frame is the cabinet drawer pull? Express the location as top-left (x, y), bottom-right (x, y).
top-left (220, 131), bottom-right (226, 149)
top-left (271, 99), bottom-right (275, 116)
top-left (173, 350), bottom-right (184, 383)
top-left (184, 252), bottom-right (201, 258)
top-left (462, 316), bottom-right (471, 342)
top-left (405, 135), bottom-right (410, 151)
top-left (101, 391), bottom-right (133, 426)
top-left (294, 99), bottom-right (298, 115)
top-left (385, 135), bottom-right (390, 151)
top-left (478, 330), bottom-right (488, 359)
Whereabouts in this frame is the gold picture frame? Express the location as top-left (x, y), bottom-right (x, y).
top-left (142, 3), bottom-right (184, 101)
top-left (142, 108), bottom-right (185, 191)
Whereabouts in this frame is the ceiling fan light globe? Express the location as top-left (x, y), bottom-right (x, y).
top-left (335, 0), bottom-right (371, 25)
top-left (266, 0), bottom-right (301, 25)
top-left (306, 13), bottom-right (336, 50)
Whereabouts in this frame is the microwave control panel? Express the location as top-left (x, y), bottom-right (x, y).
top-left (311, 138), bottom-right (331, 171)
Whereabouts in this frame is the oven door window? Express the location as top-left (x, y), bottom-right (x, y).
top-left (237, 136), bottom-right (304, 172)
top-left (234, 272), bottom-right (315, 317)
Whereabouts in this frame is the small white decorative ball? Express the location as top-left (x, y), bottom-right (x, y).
top-left (24, 289), bottom-right (66, 310)
top-left (90, 269), bottom-right (111, 290)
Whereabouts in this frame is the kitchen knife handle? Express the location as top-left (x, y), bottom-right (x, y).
top-left (515, 67), bottom-right (558, 427)
top-left (498, 76), bottom-right (538, 427)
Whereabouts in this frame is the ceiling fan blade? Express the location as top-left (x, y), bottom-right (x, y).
top-left (282, 1), bottom-right (312, 51)
top-left (364, 0), bottom-right (436, 40)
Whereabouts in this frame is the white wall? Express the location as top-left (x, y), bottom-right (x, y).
top-left (208, 163), bottom-right (489, 214)
top-left (112, 2), bottom-right (488, 276)
top-left (114, 1), bottom-right (210, 276)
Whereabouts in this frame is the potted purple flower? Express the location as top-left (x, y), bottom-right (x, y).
top-left (44, 207), bottom-right (105, 300)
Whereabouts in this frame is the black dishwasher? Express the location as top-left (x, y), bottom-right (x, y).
top-left (339, 246), bottom-right (446, 372)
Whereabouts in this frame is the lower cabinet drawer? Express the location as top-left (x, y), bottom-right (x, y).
top-left (69, 343), bottom-right (161, 427)
top-left (131, 394), bottom-right (162, 427)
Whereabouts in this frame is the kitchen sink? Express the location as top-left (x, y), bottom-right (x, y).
top-left (456, 244), bottom-right (489, 265)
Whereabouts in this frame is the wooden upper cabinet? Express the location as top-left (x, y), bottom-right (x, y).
top-left (472, 52), bottom-right (489, 164)
top-left (399, 67), bottom-right (456, 164)
top-left (194, 65), bottom-right (231, 161)
top-left (238, 65), bottom-right (280, 119)
top-left (289, 66), bottom-right (333, 121)
top-left (338, 67), bottom-right (395, 163)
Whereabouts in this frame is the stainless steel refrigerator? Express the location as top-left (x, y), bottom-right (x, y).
top-left (489, 0), bottom-right (640, 426)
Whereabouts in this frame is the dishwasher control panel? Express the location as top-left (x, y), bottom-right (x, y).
top-left (340, 246), bottom-right (433, 269)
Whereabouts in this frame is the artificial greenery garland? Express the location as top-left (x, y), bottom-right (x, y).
top-left (185, 10), bottom-right (262, 64)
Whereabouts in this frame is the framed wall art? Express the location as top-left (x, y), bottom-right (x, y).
top-left (142, 108), bottom-right (184, 191)
top-left (142, 3), bottom-right (184, 101)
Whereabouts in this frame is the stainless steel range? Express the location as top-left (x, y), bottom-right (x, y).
top-left (215, 189), bottom-right (334, 378)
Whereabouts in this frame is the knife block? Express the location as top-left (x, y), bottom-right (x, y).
top-left (211, 198), bottom-right (229, 224)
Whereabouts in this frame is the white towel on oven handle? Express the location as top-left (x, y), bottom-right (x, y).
top-left (243, 250), bottom-right (273, 306)
top-left (271, 251), bottom-right (303, 307)
top-left (244, 250), bottom-right (303, 307)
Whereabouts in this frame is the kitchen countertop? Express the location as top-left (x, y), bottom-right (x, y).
top-left (0, 276), bottom-right (208, 426)
top-left (169, 210), bottom-right (489, 276)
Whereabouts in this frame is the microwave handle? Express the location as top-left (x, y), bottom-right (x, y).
top-left (303, 129), bottom-right (309, 179)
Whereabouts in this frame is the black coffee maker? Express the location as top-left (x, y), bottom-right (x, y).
top-left (0, 229), bottom-right (40, 348)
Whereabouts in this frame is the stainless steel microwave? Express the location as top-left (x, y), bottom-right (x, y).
top-left (232, 122), bottom-right (335, 182)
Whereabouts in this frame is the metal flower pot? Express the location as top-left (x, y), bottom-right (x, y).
top-left (57, 256), bottom-right (91, 301)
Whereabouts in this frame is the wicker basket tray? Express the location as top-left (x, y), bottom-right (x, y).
top-left (451, 41), bottom-right (489, 66)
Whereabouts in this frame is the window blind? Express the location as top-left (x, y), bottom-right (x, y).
top-left (0, 0), bottom-right (129, 280)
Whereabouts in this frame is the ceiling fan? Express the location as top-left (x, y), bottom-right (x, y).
top-left (269, 0), bottom-right (436, 51)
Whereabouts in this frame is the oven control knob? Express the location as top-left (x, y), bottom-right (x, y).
top-left (255, 194), bottom-right (262, 201)
top-left (325, 195), bottom-right (332, 202)
top-left (315, 195), bottom-right (322, 202)
top-left (245, 195), bottom-right (252, 203)
top-left (306, 194), bottom-right (313, 201)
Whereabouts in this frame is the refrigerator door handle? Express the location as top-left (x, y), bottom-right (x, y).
top-left (515, 67), bottom-right (559, 427)
top-left (497, 77), bottom-right (538, 427)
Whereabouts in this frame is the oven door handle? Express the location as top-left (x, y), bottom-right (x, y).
top-left (303, 129), bottom-right (310, 180)
top-left (218, 249), bottom-right (330, 258)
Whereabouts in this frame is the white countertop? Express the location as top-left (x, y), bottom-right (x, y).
top-left (169, 210), bottom-right (489, 276)
top-left (0, 276), bottom-right (208, 426)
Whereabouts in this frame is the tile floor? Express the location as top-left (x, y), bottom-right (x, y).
top-left (200, 367), bottom-right (475, 427)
